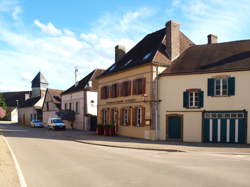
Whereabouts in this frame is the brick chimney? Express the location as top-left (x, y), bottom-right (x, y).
top-left (208, 34), bottom-right (218, 44)
top-left (165, 20), bottom-right (180, 61)
top-left (115, 45), bottom-right (126, 62)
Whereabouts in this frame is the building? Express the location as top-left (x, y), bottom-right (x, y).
top-left (159, 34), bottom-right (250, 144)
top-left (42, 89), bottom-right (63, 125)
top-left (18, 72), bottom-right (48, 125)
top-left (61, 69), bottom-right (104, 130)
top-left (97, 20), bottom-right (194, 140)
top-left (1, 91), bottom-right (30, 122)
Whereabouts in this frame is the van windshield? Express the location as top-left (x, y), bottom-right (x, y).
top-left (53, 119), bottom-right (62, 123)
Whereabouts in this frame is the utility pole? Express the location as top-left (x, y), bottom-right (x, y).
top-left (75, 67), bottom-right (78, 87)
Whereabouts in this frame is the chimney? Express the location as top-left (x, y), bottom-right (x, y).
top-left (115, 45), bottom-right (126, 62)
top-left (207, 34), bottom-right (218, 44)
top-left (165, 20), bottom-right (180, 61)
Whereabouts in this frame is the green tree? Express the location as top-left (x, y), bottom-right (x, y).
top-left (0, 94), bottom-right (7, 119)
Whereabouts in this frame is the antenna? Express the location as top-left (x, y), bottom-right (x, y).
top-left (75, 66), bottom-right (78, 87)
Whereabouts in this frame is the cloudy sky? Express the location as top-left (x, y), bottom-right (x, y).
top-left (0, 0), bottom-right (250, 91)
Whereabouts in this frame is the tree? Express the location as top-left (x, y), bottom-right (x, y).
top-left (0, 94), bottom-right (7, 119)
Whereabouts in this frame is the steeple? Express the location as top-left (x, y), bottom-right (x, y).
top-left (31, 72), bottom-right (48, 98)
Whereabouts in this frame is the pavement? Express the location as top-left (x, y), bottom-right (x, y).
top-left (1, 123), bottom-right (250, 187)
top-left (0, 135), bottom-right (19, 187)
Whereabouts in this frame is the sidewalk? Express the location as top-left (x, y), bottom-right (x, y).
top-left (57, 130), bottom-right (250, 154)
top-left (0, 135), bottom-right (19, 187)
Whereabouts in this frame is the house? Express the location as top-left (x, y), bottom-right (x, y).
top-left (42, 89), bottom-right (63, 125)
top-left (96, 20), bottom-right (194, 140)
top-left (159, 34), bottom-right (250, 144)
top-left (18, 72), bottom-right (48, 125)
top-left (1, 91), bottom-right (30, 122)
top-left (61, 69), bottom-right (104, 130)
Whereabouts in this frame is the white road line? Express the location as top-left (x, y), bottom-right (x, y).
top-left (3, 136), bottom-right (27, 187)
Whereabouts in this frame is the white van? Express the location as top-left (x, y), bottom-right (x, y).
top-left (47, 118), bottom-right (65, 130)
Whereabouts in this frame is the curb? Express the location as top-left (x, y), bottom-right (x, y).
top-left (2, 136), bottom-right (27, 187)
top-left (62, 135), bottom-right (184, 152)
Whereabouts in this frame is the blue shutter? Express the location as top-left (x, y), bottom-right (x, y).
top-left (183, 91), bottom-right (189, 108)
top-left (199, 91), bottom-right (204, 108)
top-left (208, 78), bottom-right (215, 96)
top-left (228, 77), bottom-right (235, 96)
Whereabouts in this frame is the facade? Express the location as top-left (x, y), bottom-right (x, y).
top-left (18, 72), bottom-right (48, 125)
top-left (42, 89), bottom-right (63, 126)
top-left (97, 20), bottom-right (194, 140)
top-left (61, 69), bottom-right (104, 130)
top-left (159, 36), bottom-right (250, 144)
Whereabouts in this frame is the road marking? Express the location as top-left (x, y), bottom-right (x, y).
top-left (3, 136), bottom-right (27, 187)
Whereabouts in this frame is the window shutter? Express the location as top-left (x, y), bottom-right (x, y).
top-left (228, 77), bottom-right (235, 96)
top-left (132, 107), bottom-right (136, 126)
top-left (133, 80), bottom-right (137, 95)
top-left (128, 81), bottom-right (131, 96)
top-left (100, 109), bottom-right (103, 124)
top-left (208, 78), bottom-right (215, 96)
top-left (128, 108), bottom-right (132, 125)
top-left (141, 107), bottom-right (145, 127)
top-left (120, 108), bottom-right (123, 126)
top-left (183, 91), bottom-right (189, 108)
top-left (142, 78), bottom-right (146, 94)
top-left (101, 87), bottom-right (104, 99)
top-left (116, 84), bottom-right (119, 97)
top-left (118, 83), bottom-right (122, 97)
top-left (199, 91), bottom-right (204, 108)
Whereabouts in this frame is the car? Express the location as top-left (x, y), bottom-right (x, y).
top-left (30, 120), bottom-right (44, 128)
top-left (47, 118), bottom-right (66, 130)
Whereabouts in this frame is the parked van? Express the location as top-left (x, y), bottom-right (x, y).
top-left (47, 118), bottom-right (65, 130)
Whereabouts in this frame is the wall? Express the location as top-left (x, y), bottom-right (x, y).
top-left (159, 71), bottom-right (250, 143)
top-left (61, 91), bottom-right (85, 130)
top-left (86, 91), bottom-right (97, 116)
top-left (18, 107), bottom-right (36, 125)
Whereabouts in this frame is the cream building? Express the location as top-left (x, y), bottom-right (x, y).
top-left (97, 20), bottom-right (194, 140)
top-left (159, 35), bottom-right (250, 144)
top-left (61, 69), bottom-right (104, 130)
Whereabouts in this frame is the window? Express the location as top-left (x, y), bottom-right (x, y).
top-left (102, 109), bottom-right (108, 124)
top-left (208, 77), bottom-right (235, 96)
top-left (133, 78), bottom-right (146, 95)
top-left (30, 114), bottom-right (33, 120)
top-left (183, 89), bottom-right (204, 109)
top-left (69, 103), bottom-right (72, 111)
top-left (111, 109), bottom-right (118, 125)
top-left (123, 108), bottom-right (129, 126)
top-left (75, 102), bottom-right (79, 113)
top-left (101, 86), bottom-right (109, 99)
top-left (133, 107), bottom-right (145, 127)
top-left (120, 81), bottom-right (131, 97)
top-left (111, 84), bottom-right (119, 98)
top-left (65, 103), bottom-right (67, 110)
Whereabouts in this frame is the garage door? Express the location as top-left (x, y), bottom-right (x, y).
top-left (203, 111), bottom-right (247, 144)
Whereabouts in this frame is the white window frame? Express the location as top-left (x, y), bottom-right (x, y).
top-left (135, 107), bottom-right (142, 127)
top-left (123, 108), bottom-right (129, 126)
top-left (102, 109), bottom-right (107, 124)
top-left (215, 78), bottom-right (228, 96)
top-left (189, 91), bottom-right (199, 108)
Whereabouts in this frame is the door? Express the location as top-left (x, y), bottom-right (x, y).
top-left (203, 111), bottom-right (247, 144)
top-left (167, 116), bottom-right (182, 140)
top-left (90, 116), bottom-right (97, 131)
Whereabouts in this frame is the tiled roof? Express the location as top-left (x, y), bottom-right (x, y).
top-left (19, 96), bottom-right (41, 108)
top-left (46, 89), bottom-right (63, 109)
top-left (160, 40), bottom-right (250, 76)
top-left (1, 91), bottom-right (30, 107)
top-left (98, 28), bottom-right (194, 78)
top-left (62, 69), bottom-right (105, 95)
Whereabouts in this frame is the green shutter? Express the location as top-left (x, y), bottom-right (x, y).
top-left (228, 77), bottom-right (235, 96)
top-left (199, 91), bottom-right (204, 108)
top-left (208, 78), bottom-right (215, 96)
top-left (183, 91), bottom-right (189, 108)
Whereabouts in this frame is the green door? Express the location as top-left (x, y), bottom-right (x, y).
top-left (168, 116), bottom-right (182, 139)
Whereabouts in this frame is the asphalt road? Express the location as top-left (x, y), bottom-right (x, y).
top-left (1, 124), bottom-right (250, 187)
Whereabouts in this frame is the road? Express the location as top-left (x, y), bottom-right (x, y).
top-left (1, 124), bottom-right (250, 187)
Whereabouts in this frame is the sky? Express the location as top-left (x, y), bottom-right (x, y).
top-left (0, 0), bottom-right (250, 91)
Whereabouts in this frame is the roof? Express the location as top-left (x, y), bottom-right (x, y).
top-left (1, 91), bottom-right (30, 107)
top-left (46, 89), bottom-right (63, 109)
top-left (160, 40), bottom-right (250, 76)
top-left (98, 28), bottom-right (194, 78)
top-left (62, 69), bottom-right (105, 95)
top-left (19, 96), bottom-right (41, 108)
top-left (32, 72), bottom-right (48, 88)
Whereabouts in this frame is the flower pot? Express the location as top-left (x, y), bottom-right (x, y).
top-left (104, 126), bottom-right (110, 136)
top-left (97, 125), bottom-right (104, 135)
top-left (109, 127), bottom-right (115, 136)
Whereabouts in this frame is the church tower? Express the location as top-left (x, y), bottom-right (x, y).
top-left (31, 72), bottom-right (48, 98)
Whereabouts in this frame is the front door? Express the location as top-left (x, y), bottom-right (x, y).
top-left (167, 116), bottom-right (182, 140)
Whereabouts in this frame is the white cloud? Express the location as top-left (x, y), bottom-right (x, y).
top-left (12, 6), bottom-right (21, 20)
top-left (34, 19), bottom-right (62, 36)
